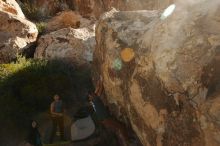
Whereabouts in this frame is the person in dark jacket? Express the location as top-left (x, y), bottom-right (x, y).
top-left (26, 120), bottom-right (42, 146)
top-left (88, 76), bottom-right (129, 146)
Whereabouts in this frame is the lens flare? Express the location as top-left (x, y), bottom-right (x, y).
top-left (160, 4), bottom-right (176, 20)
top-left (120, 48), bottom-right (135, 62)
top-left (112, 58), bottom-right (122, 71)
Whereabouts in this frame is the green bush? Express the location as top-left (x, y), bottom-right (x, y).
top-left (36, 22), bottom-right (47, 34)
top-left (0, 56), bottom-right (93, 129)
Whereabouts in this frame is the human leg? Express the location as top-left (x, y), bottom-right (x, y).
top-left (49, 117), bottom-right (58, 143)
top-left (58, 117), bottom-right (65, 140)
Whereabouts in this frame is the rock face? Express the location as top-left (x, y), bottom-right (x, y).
top-left (0, 0), bottom-right (38, 63)
top-left (35, 27), bottom-right (95, 66)
top-left (94, 1), bottom-right (220, 145)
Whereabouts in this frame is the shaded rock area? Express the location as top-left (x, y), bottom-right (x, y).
top-left (38, 114), bottom-right (125, 146)
top-left (94, 1), bottom-right (220, 145)
top-left (35, 27), bottom-right (95, 66)
top-left (0, 0), bottom-right (38, 63)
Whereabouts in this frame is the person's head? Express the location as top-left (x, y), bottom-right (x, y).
top-left (31, 120), bottom-right (37, 128)
top-left (53, 94), bottom-right (60, 101)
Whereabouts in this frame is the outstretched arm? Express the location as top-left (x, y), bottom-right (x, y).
top-left (94, 76), bottom-right (103, 96)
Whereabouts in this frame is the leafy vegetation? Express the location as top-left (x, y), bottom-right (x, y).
top-left (19, 0), bottom-right (63, 22)
top-left (36, 22), bottom-right (47, 34)
top-left (0, 56), bottom-right (93, 130)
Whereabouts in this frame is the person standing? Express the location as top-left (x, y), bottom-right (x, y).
top-left (49, 94), bottom-right (65, 143)
top-left (26, 120), bottom-right (42, 146)
top-left (88, 76), bottom-right (129, 146)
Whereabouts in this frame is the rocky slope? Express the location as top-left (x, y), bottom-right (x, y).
top-left (94, 0), bottom-right (220, 145)
top-left (0, 0), bottom-right (38, 63)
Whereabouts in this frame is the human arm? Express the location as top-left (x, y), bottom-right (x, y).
top-left (94, 76), bottom-right (104, 96)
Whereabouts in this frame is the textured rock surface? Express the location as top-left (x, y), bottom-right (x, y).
top-left (46, 11), bottom-right (95, 32)
top-left (35, 27), bottom-right (95, 65)
top-left (94, 1), bottom-right (220, 145)
top-left (0, 0), bottom-right (38, 63)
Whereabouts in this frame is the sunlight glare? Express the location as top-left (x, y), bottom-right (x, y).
top-left (160, 4), bottom-right (176, 20)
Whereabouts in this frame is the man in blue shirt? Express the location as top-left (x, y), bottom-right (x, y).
top-left (49, 94), bottom-right (65, 143)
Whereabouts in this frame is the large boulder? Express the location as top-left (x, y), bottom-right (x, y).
top-left (0, 0), bottom-right (38, 63)
top-left (94, 1), bottom-right (220, 145)
top-left (34, 27), bottom-right (95, 66)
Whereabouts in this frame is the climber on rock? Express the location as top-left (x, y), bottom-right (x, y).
top-left (88, 76), bottom-right (129, 146)
top-left (49, 94), bottom-right (65, 143)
